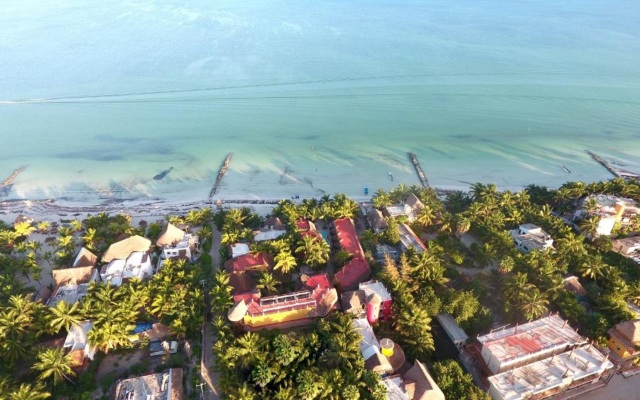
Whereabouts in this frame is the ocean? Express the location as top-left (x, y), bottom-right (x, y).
top-left (1, 0), bottom-right (639, 203)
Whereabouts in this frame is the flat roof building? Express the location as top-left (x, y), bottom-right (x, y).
top-left (398, 223), bottom-right (427, 253)
top-left (478, 314), bottom-right (586, 375)
top-left (488, 345), bottom-right (613, 400)
top-left (436, 313), bottom-right (468, 351)
top-left (612, 236), bottom-right (640, 256)
top-left (510, 224), bottom-right (553, 253)
top-left (112, 368), bottom-right (184, 400)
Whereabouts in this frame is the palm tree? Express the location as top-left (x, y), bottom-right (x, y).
top-left (296, 370), bottom-right (321, 400)
top-left (372, 189), bottom-right (392, 209)
top-left (225, 209), bottom-right (246, 227)
top-left (499, 256), bottom-right (515, 275)
top-left (236, 332), bottom-right (267, 369)
top-left (580, 216), bottom-right (600, 238)
top-left (56, 235), bottom-right (75, 250)
top-left (576, 257), bottom-right (605, 281)
top-left (221, 230), bottom-right (241, 246)
top-left (251, 362), bottom-right (275, 388)
top-left (274, 250), bottom-right (297, 274)
top-left (36, 221), bottom-right (51, 234)
top-left (470, 183), bottom-right (487, 201)
top-left (82, 228), bottom-right (98, 250)
top-left (88, 321), bottom-right (134, 354)
top-left (455, 215), bottom-right (471, 237)
top-left (199, 226), bottom-right (213, 241)
top-left (273, 334), bottom-right (299, 367)
top-left (416, 206), bottom-right (435, 228)
top-left (518, 289), bottom-right (549, 321)
top-left (438, 213), bottom-right (454, 234)
top-left (70, 220), bottom-right (83, 232)
top-left (13, 221), bottom-right (35, 237)
top-left (8, 383), bottom-right (51, 400)
top-left (31, 348), bottom-right (76, 385)
top-left (257, 272), bottom-right (279, 295)
top-left (411, 252), bottom-right (446, 286)
top-left (47, 300), bottom-right (81, 334)
top-left (295, 236), bottom-right (330, 269)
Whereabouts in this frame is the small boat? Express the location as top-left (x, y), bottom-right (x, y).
top-left (562, 165), bottom-right (571, 174)
top-left (388, 172), bottom-right (394, 181)
top-left (364, 186), bottom-right (369, 195)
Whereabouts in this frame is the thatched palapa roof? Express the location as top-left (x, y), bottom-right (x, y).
top-left (228, 300), bottom-right (248, 322)
top-left (402, 360), bottom-right (445, 400)
top-left (156, 223), bottom-right (186, 247)
top-left (616, 319), bottom-right (640, 344)
top-left (52, 265), bottom-right (95, 286)
top-left (73, 247), bottom-right (97, 268)
top-left (102, 235), bottom-right (151, 263)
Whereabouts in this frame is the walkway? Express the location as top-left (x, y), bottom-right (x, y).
top-left (200, 220), bottom-right (222, 399)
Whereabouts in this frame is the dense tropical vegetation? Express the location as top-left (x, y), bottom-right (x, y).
top-left (0, 208), bottom-right (213, 399)
top-left (3, 176), bottom-right (640, 398)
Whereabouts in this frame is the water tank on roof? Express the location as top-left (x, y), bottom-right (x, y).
top-left (366, 293), bottom-right (382, 324)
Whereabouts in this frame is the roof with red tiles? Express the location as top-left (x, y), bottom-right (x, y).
top-left (225, 252), bottom-right (271, 274)
top-left (333, 218), bottom-right (364, 258)
top-left (335, 257), bottom-right (371, 291)
top-left (229, 273), bottom-right (256, 294)
top-left (233, 288), bottom-right (261, 304)
top-left (296, 219), bottom-right (316, 232)
top-left (302, 273), bottom-right (332, 291)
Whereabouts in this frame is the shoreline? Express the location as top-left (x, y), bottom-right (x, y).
top-left (0, 184), bottom-right (524, 225)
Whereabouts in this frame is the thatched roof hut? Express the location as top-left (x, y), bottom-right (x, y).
top-left (228, 300), bottom-right (248, 322)
top-left (156, 223), bottom-right (185, 247)
top-left (102, 235), bottom-right (151, 263)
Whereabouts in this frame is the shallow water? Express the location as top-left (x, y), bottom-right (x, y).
top-left (1, 0), bottom-right (639, 202)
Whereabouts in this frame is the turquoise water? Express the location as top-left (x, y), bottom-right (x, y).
top-left (1, 1), bottom-right (639, 201)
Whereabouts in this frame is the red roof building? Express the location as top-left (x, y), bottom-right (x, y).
top-left (335, 258), bottom-right (372, 292)
top-left (228, 273), bottom-right (338, 329)
top-left (332, 218), bottom-right (371, 291)
top-left (225, 252), bottom-right (271, 274)
top-left (296, 219), bottom-right (323, 241)
top-left (333, 218), bottom-right (364, 258)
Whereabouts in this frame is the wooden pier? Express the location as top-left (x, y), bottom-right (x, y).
top-left (0, 165), bottom-right (28, 196)
top-left (407, 152), bottom-right (429, 187)
top-left (586, 150), bottom-right (640, 181)
top-left (209, 153), bottom-right (233, 198)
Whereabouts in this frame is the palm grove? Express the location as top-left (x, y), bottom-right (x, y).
top-left (0, 209), bottom-right (213, 399)
top-left (2, 176), bottom-right (640, 398)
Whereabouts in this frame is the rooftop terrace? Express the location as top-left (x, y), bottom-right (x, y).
top-left (488, 345), bottom-right (612, 400)
top-left (478, 315), bottom-right (585, 364)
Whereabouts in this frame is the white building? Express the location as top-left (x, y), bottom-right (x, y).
top-left (478, 315), bottom-right (586, 375)
top-left (384, 204), bottom-right (415, 221)
top-left (353, 318), bottom-right (393, 375)
top-left (398, 223), bottom-right (427, 253)
top-left (63, 320), bottom-right (96, 363)
top-left (156, 223), bottom-right (198, 261)
top-left (47, 266), bottom-right (99, 308)
top-left (510, 224), bottom-right (553, 253)
top-left (576, 195), bottom-right (640, 236)
top-left (612, 236), bottom-right (640, 256)
top-left (101, 235), bottom-right (153, 286)
top-left (436, 313), bottom-right (468, 351)
top-left (488, 345), bottom-right (613, 400)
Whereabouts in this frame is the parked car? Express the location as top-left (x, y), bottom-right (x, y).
top-left (149, 340), bottom-right (178, 357)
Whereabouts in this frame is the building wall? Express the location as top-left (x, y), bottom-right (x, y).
top-left (163, 246), bottom-right (192, 260)
top-left (607, 336), bottom-right (634, 359)
top-left (597, 217), bottom-right (616, 236)
top-left (243, 307), bottom-right (313, 328)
